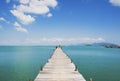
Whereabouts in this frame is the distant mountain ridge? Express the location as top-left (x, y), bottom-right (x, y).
top-left (91, 42), bottom-right (120, 48)
top-left (67, 42), bottom-right (120, 48)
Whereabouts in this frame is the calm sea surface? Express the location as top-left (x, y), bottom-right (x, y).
top-left (0, 46), bottom-right (120, 81)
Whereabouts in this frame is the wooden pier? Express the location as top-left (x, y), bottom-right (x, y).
top-left (34, 46), bottom-right (86, 81)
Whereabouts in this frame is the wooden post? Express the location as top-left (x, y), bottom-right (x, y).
top-left (47, 59), bottom-right (49, 63)
top-left (29, 78), bottom-right (32, 81)
top-left (41, 66), bottom-right (43, 71)
top-left (90, 78), bottom-right (92, 81)
top-left (70, 59), bottom-right (73, 63)
top-left (75, 66), bottom-right (78, 71)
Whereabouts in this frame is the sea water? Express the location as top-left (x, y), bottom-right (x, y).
top-left (0, 46), bottom-right (120, 81)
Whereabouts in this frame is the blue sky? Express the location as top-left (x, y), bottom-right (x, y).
top-left (0, 0), bottom-right (120, 45)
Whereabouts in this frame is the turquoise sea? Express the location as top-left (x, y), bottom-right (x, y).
top-left (0, 46), bottom-right (120, 81)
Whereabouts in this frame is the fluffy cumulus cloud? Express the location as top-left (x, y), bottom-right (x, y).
top-left (109, 0), bottom-right (120, 6)
top-left (10, 0), bottom-right (58, 25)
top-left (14, 22), bottom-right (28, 33)
top-left (0, 17), bottom-right (9, 23)
top-left (47, 13), bottom-right (53, 17)
top-left (6, 0), bottom-right (10, 3)
top-left (20, 0), bottom-right (29, 4)
top-left (0, 17), bottom-right (5, 21)
top-left (11, 10), bottom-right (35, 24)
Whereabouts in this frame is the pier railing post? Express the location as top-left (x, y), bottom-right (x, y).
top-left (40, 65), bottom-right (43, 71)
top-left (90, 78), bottom-right (93, 81)
top-left (75, 66), bottom-right (78, 71)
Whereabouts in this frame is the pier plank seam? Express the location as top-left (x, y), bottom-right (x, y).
top-left (34, 46), bottom-right (86, 81)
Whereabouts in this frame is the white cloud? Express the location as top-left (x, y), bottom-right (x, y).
top-left (0, 37), bottom-right (106, 45)
top-left (20, 0), bottom-right (29, 4)
top-left (109, 0), bottom-right (120, 6)
top-left (44, 0), bottom-right (58, 8)
top-left (13, 22), bottom-right (28, 33)
top-left (10, 0), bottom-right (58, 24)
top-left (0, 17), bottom-right (6, 22)
top-left (47, 13), bottom-right (53, 17)
top-left (23, 37), bottom-right (106, 45)
top-left (0, 17), bottom-right (9, 23)
top-left (6, 0), bottom-right (10, 3)
top-left (11, 10), bottom-right (35, 24)
top-left (17, 4), bottom-right (50, 14)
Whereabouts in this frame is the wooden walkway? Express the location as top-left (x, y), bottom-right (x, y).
top-left (34, 46), bottom-right (86, 81)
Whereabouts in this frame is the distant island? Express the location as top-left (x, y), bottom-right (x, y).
top-left (90, 42), bottom-right (120, 48)
top-left (67, 42), bottom-right (120, 49)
